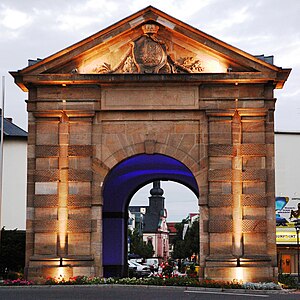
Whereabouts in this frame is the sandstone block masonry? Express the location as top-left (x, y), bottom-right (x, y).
top-left (11, 6), bottom-right (290, 282)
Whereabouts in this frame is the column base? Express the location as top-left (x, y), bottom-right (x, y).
top-left (202, 256), bottom-right (277, 282)
top-left (204, 266), bottom-right (277, 282)
top-left (26, 255), bottom-right (96, 282)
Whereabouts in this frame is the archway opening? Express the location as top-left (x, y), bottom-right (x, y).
top-left (102, 153), bottom-right (199, 278)
top-left (131, 181), bottom-right (199, 221)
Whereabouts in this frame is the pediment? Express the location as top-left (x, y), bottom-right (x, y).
top-left (13, 6), bottom-right (290, 89)
top-left (45, 22), bottom-right (254, 75)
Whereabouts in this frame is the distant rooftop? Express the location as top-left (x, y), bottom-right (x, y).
top-left (254, 54), bottom-right (274, 65)
top-left (28, 58), bottom-right (42, 66)
top-left (0, 117), bottom-right (27, 138)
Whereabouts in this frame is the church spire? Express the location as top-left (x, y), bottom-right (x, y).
top-left (150, 180), bottom-right (164, 196)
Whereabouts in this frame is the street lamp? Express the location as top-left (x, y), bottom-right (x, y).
top-left (293, 219), bottom-right (300, 286)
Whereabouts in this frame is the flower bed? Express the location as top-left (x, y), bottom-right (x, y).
top-left (40, 275), bottom-right (281, 290)
top-left (0, 273), bottom-right (282, 290)
top-left (2, 278), bottom-right (34, 286)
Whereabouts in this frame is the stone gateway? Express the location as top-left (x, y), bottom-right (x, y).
top-left (11, 6), bottom-right (290, 282)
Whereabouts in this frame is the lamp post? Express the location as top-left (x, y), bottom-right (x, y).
top-left (294, 219), bottom-right (300, 286)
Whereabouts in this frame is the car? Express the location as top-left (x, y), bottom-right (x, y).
top-left (128, 260), bottom-right (152, 277)
top-left (128, 260), bottom-right (138, 277)
top-left (144, 258), bottom-right (159, 272)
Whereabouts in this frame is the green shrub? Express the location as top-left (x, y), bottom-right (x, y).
top-left (278, 274), bottom-right (298, 289)
top-left (14, 274), bottom-right (279, 290)
top-left (7, 271), bottom-right (23, 280)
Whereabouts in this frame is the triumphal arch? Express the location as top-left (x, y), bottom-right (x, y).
top-left (11, 6), bottom-right (290, 282)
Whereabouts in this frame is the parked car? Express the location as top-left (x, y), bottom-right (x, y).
top-left (128, 260), bottom-right (137, 277)
top-left (128, 260), bottom-right (152, 277)
top-left (144, 258), bottom-right (159, 272)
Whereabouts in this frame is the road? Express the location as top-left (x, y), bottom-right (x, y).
top-left (0, 285), bottom-right (299, 300)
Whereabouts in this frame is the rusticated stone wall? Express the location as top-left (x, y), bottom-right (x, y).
top-left (201, 83), bottom-right (276, 281)
top-left (23, 79), bottom-right (277, 282)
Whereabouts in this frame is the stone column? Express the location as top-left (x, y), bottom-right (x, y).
top-left (205, 111), bottom-right (234, 280)
top-left (232, 111), bottom-right (243, 258)
top-left (197, 111), bottom-right (209, 279)
top-left (25, 112), bottom-right (36, 278)
top-left (57, 112), bottom-right (69, 257)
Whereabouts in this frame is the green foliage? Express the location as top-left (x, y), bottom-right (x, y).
top-left (7, 271), bottom-right (23, 280)
top-left (14, 275), bottom-right (280, 290)
top-left (128, 229), bottom-right (154, 258)
top-left (278, 273), bottom-right (298, 289)
top-left (161, 263), bottom-right (173, 277)
top-left (186, 264), bottom-right (197, 277)
top-left (40, 275), bottom-right (246, 289)
top-left (0, 228), bottom-right (25, 277)
top-left (172, 219), bottom-right (199, 260)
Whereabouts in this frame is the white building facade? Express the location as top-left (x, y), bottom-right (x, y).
top-left (275, 131), bottom-right (300, 274)
top-left (1, 118), bottom-right (27, 230)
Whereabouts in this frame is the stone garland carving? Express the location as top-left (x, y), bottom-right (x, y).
top-left (92, 62), bottom-right (112, 74)
top-left (177, 57), bottom-right (204, 73)
top-left (122, 56), bottom-right (138, 73)
top-left (84, 23), bottom-right (205, 75)
top-left (93, 54), bottom-right (203, 75)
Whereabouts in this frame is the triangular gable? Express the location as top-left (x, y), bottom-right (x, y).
top-left (12, 6), bottom-right (290, 89)
top-left (46, 22), bottom-right (254, 75)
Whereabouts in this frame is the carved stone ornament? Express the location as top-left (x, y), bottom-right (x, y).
top-left (88, 23), bottom-right (204, 74)
top-left (92, 63), bottom-right (112, 74)
top-left (132, 35), bottom-right (167, 73)
top-left (178, 57), bottom-right (204, 73)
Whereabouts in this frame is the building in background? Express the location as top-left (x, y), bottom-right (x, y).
top-left (129, 181), bottom-right (169, 260)
top-left (275, 131), bottom-right (300, 274)
top-left (167, 213), bottom-right (199, 258)
top-left (128, 206), bottom-right (146, 235)
top-left (1, 115), bottom-right (27, 230)
top-left (167, 221), bottom-right (177, 257)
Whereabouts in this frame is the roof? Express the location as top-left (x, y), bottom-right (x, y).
top-left (11, 6), bottom-right (291, 90)
top-left (167, 222), bottom-right (178, 234)
top-left (1, 117), bottom-right (27, 138)
top-left (128, 206), bottom-right (147, 213)
top-left (189, 213), bottom-right (199, 219)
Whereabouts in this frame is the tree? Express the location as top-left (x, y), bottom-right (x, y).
top-left (184, 219), bottom-right (199, 257)
top-left (143, 239), bottom-right (154, 258)
top-left (0, 228), bottom-right (25, 277)
top-left (128, 229), bottom-right (154, 258)
top-left (172, 218), bottom-right (199, 260)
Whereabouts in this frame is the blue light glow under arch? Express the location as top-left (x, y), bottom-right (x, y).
top-left (102, 153), bottom-right (199, 277)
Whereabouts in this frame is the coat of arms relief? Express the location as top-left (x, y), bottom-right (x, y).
top-left (90, 23), bottom-right (204, 74)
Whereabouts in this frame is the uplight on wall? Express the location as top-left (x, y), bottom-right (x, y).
top-left (235, 267), bottom-right (244, 283)
top-left (57, 267), bottom-right (66, 282)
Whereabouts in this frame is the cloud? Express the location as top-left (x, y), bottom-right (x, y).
top-left (80, 0), bottom-right (119, 14)
top-left (128, 0), bottom-right (216, 20)
top-left (55, 14), bottom-right (99, 32)
top-left (0, 6), bottom-right (32, 30)
top-left (1, 0), bottom-right (299, 134)
top-left (0, 0), bottom-right (299, 222)
top-left (0, 4), bottom-right (33, 41)
top-left (54, 0), bottom-right (119, 32)
top-left (205, 5), bottom-right (252, 34)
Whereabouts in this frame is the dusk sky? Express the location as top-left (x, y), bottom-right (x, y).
top-left (1, 0), bottom-right (299, 222)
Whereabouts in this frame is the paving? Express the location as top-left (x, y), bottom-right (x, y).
top-left (0, 285), bottom-right (299, 300)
